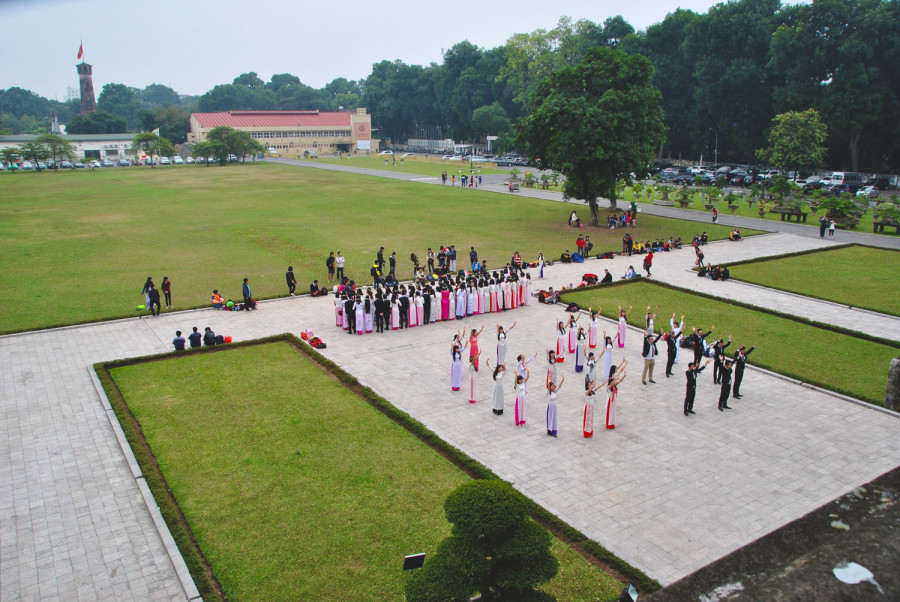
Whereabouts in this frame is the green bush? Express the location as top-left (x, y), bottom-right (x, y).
top-left (406, 480), bottom-right (559, 601)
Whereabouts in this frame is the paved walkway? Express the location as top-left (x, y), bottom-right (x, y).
top-left (4, 163), bottom-right (900, 598)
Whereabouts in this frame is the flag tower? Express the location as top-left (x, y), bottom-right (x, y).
top-left (76, 42), bottom-right (96, 115)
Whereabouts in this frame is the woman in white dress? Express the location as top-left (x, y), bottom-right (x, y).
top-left (496, 321), bottom-right (516, 365)
top-left (600, 334), bottom-right (613, 379)
top-left (616, 305), bottom-right (633, 348)
top-left (605, 359), bottom-right (628, 430)
top-left (583, 379), bottom-right (602, 438)
top-left (567, 313), bottom-right (580, 354)
top-left (354, 296), bottom-right (366, 336)
top-left (468, 350), bottom-right (481, 403)
top-left (450, 341), bottom-right (468, 391)
top-left (555, 321), bottom-right (567, 363)
top-left (334, 294), bottom-right (343, 327)
top-left (466, 283), bottom-right (476, 316)
top-left (448, 287), bottom-right (456, 321)
top-left (364, 296), bottom-right (374, 333)
top-left (546, 349), bottom-right (558, 390)
top-left (588, 306), bottom-right (602, 348)
top-left (390, 294), bottom-right (400, 330)
top-left (415, 292), bottom-right (425, 327)
top-left (645, 305), bottom-right (658, 335)
top-left (485, 358), bottom-right (506, 415)
top-left (514, 370), bottom-right (529, 425)
top-left (538, 252), bottom-right (546, 278)
top-left (574, 327), bottom-right (587, 372)
top-left (456, 285), bottom-right (467, 319)
top-left (523, 274), bottom-right (532, 305)
top-left (546, 375), bottom-right (565, 437)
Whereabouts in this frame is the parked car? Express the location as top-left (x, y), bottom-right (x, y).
top-left (21, 161), bottom-right (34, 170)
top-left (856, 185), bottom-right (880, 199)
top-left (185, 157), bottom-right (194, 164)
top-left (118, 159), bottom-right (131, 167)
top-left (89, 160), bottom-right (101, 168)
top-left (660, 167), bottom-right (691, 182)
top-left (400, 152), bottom-right (415, 158)
top-left (227, 154), bottom-right (238, 163)
top-left (37, 161), bottom-right (48, 170)
top-left (727, 169), bottom-right (749, 185)
top-left (173, 156), bottom-right (184, 165)
top-left (58, 160), bottom-right (73, 169)
top-left (102, 159), bottom-right (114, 168)
top-left (469, 156), bottom-right (488, 163)
top-left (827, 184), bottom-right (854, 196)
top-left (378, 150), bottom-right (393, 156)
top-left (73, 161), bottom-right (85, 168)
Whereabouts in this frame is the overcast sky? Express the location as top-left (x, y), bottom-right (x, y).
top-left (5, 0), bottom-right (733, 100)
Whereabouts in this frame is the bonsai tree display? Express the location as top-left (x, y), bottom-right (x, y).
top-left (657, 184), bottom-right (673, 201)
top-left (405, 480), bottom-right (558, 601)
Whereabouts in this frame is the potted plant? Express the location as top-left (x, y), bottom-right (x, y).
top-left (676, 186), bottom-right (691, 208)
top-left (540, 174), bottom-right (551, 189)
top-left (524, 172), bottom-right (537, 188)
top-left (757, 200), bottom-right (773, 217)
top-left (725, 191), bottom-right (739, 214)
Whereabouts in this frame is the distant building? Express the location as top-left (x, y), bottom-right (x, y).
top-left (66, 87), bottom-right (80, 102)
top-left (0, 133), bottom-right (135, 161)
top-left (76, 62), bottom-right (97, 114)
top-left (187, 108), bottom-right (376, 156)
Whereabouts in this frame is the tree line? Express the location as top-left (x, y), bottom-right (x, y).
top-left (2, 0), bottom-right (897, 172)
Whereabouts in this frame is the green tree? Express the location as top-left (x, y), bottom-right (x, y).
top-left (405, 481), bottom-right (557, 602)
top-left (233, 72), bottom-right (265, 89)
top-left (65, 110), bottom-right (128, 134)
top-left (139, 105), bottom-right (191, 144)
top-left (97, 83), bottom-right (142, 129)
top-left (18, 140), bottom-right (51, 170)
top-left (757, 109), bottom-right (827, 178)
top-left (471, 103), bottom-right (512, 142)
top-left (1, 147), bottom-right (21, 168)
top-left (518, 47), bottom-right (667, 223)
top-left (35, 134), bottom-right (76, 165)
top-left (139, 83), bottom-right (180, 108)
top-left (132, 132), bottom-right (174, 166)
top-left (225, 129), bottom-right (264, 162)
top-left (193, 139), bottom-right (229, 165)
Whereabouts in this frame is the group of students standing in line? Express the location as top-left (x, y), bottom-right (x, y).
top-left (336, 267), bottom-right (533, 335)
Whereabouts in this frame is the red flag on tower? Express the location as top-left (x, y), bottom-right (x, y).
top-left (77, 42), bottom-right (83, 60)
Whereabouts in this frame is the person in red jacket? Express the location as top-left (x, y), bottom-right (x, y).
top-left (643, 251), bottom-right (654, 277)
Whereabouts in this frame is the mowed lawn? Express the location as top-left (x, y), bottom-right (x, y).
top-left (0, 164), bottom-right (754, 332)
top-left (314, 154), bottom-right (508, 176)
top-left (561, 281), bottom-right (898, 405)
top-left (110, 342), bottom-right (623, 601)
top-left (727, 245), bottom-right (900, 316)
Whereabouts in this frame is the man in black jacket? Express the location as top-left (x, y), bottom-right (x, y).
top-left (684, 360), bottom-right (710, 415)
top-left (203, 327), bottom-right (216, 346)
top-left (601, 269), bottom-right (613, 284)
top-left (732, 343), bottom-right (757, 398)
top-left (688, 326), bottom-right (714, 365)
top-left (712, 336), bottom-right (732, 384)
top-left (388, 252), bottom-right (397, 280)
top-left (398, 288), bottom-right (410, 329)
top-left (188, 327), bottom-right (202, 348)
top-left (664, 331), bottom-right (679, 377)
top-left (343, 295), bottom-right (356, 334)
top-left (147, 284), bottom-right (161, 316)
top-left (718, 359), bottom-right (734, 411)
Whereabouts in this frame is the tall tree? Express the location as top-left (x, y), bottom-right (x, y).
top-left (97, 83), bottom-right (142, 129)
top-left (18, 140), bottom-right (51, 170)
top-left (35, 134), bottom-right (76, 165)
top-left (140, 84), bottom-right (180, 108)
top-left (518, 47), bottom-right (667, 223)
top-left (225, 129), bottom-right (264, 162)
top-left (139, 106), bottom-right (191, 144)
top-left (132, 132), bottom-right (174, 165)
top-left (233, 72), bottom-right (265, 89)
top-left (756, 109), bottom-right (827, 177)
top-left (65, 111), bottom-right (128, 134)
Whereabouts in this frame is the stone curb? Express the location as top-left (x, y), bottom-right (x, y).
top-left (88, 367), bottom-right (201, 601)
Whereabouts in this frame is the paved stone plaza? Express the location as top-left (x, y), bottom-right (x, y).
top-left (2, 169), bottom-right (899, 598)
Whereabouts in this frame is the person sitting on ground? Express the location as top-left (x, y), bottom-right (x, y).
top-left (203, 327), bottom-right (216, 346)
top-left (700, 232), bottom-right (709, 245)
top-left (569, 210), bottom-right (581, 228)
top-left (211, 290), bottom-right (223, 309)
top-left (692, 234), bottom-right (701, 247)
top-left (546, 287), bottom-right (560, 303)
top-left (172, 330), bottom-right (186, 351)
top-left (720, 265), bottom-right (730, 280)
top-left (188, 327), bottom-right (202, 348)
top-left (310, 279), bottom-right (328, 297)
top-left (622, 265), bottom-right (638, 279)
top-left (672, 237), bottom-right (683, 249)
top-left (561, 250), bottom-right (573, 263)
top-left (601, 269), bottom-right (613, 284)
top-left (729, 229), bottom-right (743, 241)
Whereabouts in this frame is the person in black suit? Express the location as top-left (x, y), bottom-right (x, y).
top-left (711, 336), bottom-right (732, 384)
top-left (147, 284), bottom-right (161, 316)
top-left (664, 331), bottom-right (679, 377)
top-left (286, 266), bottom-right (297, 296)
top-left (377, 247), bottom-right (385, 272)
top-left (688, 326), bottom-right (714, 365)
top-left (343, 295), bottom-right (356, 334)
top-left (601, 269), bottom-right (613, 284)
top-left (732, 343), bottom-right (757, 398)
top-left (684, 359), bottom-right (710, 415)
top-left (388, 252), bottom-right (397, 279)
top-left (718, 359), bottom-right (734, 411)
top-left (398, 288), bottom-right (410, 329)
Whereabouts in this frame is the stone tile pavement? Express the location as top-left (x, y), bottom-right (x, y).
top-left (3, 244), bottom-right (898, 597)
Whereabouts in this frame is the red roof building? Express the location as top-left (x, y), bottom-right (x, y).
top-left (188, 108), bottom-right (374, 156)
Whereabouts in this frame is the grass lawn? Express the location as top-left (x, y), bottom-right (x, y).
top-left (0, 164), bottom-right (757, 333)
top-left (560, 281), bottom-right (898, 405)
top-left (621, 186), bottom-right (897, 236)
top-left (727, 245), bottom-right (900, 316)
top-left (312, 154), bottom-right (508, 176)
top-left (109, 341), bottom-right (623, 601)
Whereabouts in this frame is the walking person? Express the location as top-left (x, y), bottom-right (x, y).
top-left (326, 252), bottom-right (336, 282)
top-left (819, 216), bottom-right (828, 238)
top-left (538, 252), bottom-right (545, 278)
top-left (335, 251), bottom-right (345, 281)
top-left (546, 376), bottom-right (565, 437)
top-left (616, 305), bottom-right (633, 348)
top-left (469, 246), bottom-right (478, 270)
top-left (485, 358), bottom-right (506, 415)
top-left (147, 284), bottom-right (161, 316)
top-left (286, 266), bottom-right (297, 297)
top-left (732, 342), bottom-right (757, 398)
top-left (828, 219), bottom-right (836, 238)
top-left (712, 206), bottom-right (718, 223)
top-left (605, 360), bottom-right (628, 430)
top-left (643, 251), bottom-right (654, 277)
top-left (141, 276), bottom-right (153, 308)
top-left (684, 360), bottom-right (711, 416)
top-left (161, 276), bottom-right (172, 309)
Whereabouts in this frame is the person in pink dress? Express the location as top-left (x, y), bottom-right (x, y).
top-left (441, 288), bottom-right (450, 321)
top-left (469, 324), bottom-right (485, 371)
top-left (605, 359), bottom-right (628, 429)
top-left (616, 305), bottom-right (633, 348)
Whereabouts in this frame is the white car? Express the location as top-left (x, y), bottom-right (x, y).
top-left (448, 155), bottom-right (463, 161)
top-left (173, 156), bottom-right (184, 165)
top-left (441, 154), bottom-right (455, 160)
top-left (185, 157), bottom-right (194, 164)
top-left (856, 185), bottom-right (880, 199)
top-left (378, 150), bottom-right (393, 156)
top-left (401, 152), bottom-right (415, 158)
top-left (159, 157), bottom-right (171, 165)
top-left (469, 156), bottom-right (488, 163)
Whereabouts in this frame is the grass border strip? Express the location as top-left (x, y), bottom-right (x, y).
top-left (719, 243), bottom-right (900, 318)
top-left (559, 278), bottom-right (899, 406)
top-left (96, 335), bottom-right (662, 597)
